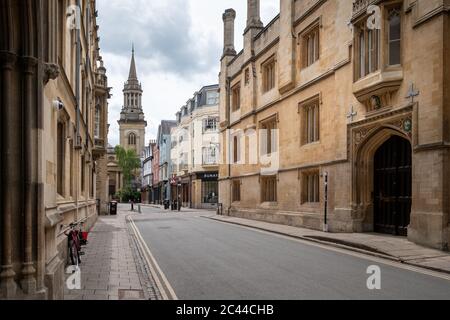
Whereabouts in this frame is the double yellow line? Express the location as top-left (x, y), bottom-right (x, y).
top-left (127, 216), bottom-right (178, 300)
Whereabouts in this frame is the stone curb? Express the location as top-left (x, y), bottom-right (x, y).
top-left (126, 215), bottom-right (162, 300)
top-left (204, 216), bottom-right (450, 275)
top-left (140, 204), bottom-right (217, 213)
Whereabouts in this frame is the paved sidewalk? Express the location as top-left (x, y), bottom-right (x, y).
top-left (207, 215), bottom-right (450, 274)
top-left (64, 211), bottom-right (158, 300)
top-left (141, 203), bottom-right (217, 213)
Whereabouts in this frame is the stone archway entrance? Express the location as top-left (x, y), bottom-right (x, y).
top-left (373, 135), bottom-right (412, 236)
top-left (352, 117), bottom-right (414, 235)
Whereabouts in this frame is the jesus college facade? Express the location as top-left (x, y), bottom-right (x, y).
top-left (218, 0), bottom-right (450, 250)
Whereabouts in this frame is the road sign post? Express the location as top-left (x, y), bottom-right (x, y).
top-left (323, 172), bottom-right (329, 232)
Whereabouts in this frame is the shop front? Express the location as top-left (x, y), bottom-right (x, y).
top-left (180, 175), bottom-right (191, 208)
top-left (196, 172), bottom-right (218, 209)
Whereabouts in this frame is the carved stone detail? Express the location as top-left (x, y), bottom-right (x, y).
top-left (347, 105), bottom-right (414, 157)
top-left (43, 62), bottom-right (60, 84)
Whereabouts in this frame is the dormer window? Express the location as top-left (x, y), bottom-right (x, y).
top-left (206, 90), bottom-right (219, 105)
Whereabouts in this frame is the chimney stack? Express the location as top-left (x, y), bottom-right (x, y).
top-left (246, 0), bottom-right (263, 30)
top-left (222, 9), bottom-right (237, 57)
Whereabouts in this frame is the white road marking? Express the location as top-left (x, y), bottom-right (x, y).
top-left (127, 216), bottom-right (178, 300)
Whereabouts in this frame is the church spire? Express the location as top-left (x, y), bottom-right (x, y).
top-left (128, 44), bottom-right (137, 80)
top-left (120, 43), bottom-right (145, 123)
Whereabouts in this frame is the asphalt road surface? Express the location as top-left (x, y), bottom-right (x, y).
top-left (128, 204), bottom-right (450, 300)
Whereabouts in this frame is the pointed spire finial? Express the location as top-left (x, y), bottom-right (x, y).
top-left (128, 43), bottom-right (137, 80)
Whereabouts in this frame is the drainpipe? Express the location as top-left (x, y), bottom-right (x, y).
top-left (75, 0), bottom-right (81, 147)
top-left (226, 77), bottom-right (231, 216)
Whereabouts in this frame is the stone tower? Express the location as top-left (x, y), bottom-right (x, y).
top-left (118, 45), bottom-right (147, 155)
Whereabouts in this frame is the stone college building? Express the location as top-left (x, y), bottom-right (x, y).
top-left (0, 0), bottom-right (110, 299)
top-left (218, 0), bottom-right (450, 250)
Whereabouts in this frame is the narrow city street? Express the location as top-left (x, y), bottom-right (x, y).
top-left (129, 205), bottom-right (450, 300)
top-left (1, 0), bottom-right (449, 307)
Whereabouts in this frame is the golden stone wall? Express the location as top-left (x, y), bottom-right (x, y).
top-left (219, 0), bottom-right (450, 250)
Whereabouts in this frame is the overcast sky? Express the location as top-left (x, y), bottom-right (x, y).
top-left (97, 0), bottom-right (279, 146)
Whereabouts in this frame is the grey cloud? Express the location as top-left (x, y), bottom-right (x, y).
top-left (97, 0), bottom-right (221, 78)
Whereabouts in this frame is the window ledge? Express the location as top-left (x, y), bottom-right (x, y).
top-left (260, 202), bottom-right (278, 208)
top-left (262, 87), bottom-right (276, 95)
top-left (353, 68), bottom-right (403, 102)
top-left (300, 203), bottom-right (321, 211)
top-left (301, 59), bottom-right (319, 71)
top-left (202, 164), bottom-right (219, 168)
top-left (301, 141), bottom-right (321, 148)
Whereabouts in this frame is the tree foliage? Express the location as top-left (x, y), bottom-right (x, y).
top-left (114, 145), bottom-right (141, 191)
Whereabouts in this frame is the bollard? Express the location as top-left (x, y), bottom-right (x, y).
top-left (138, 204), bottom-right (141, 213)
top-left (217, 203), bottom-right (223, 216)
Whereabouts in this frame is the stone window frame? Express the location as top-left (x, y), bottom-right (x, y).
top-left (260, 175), bottom-right (278, 203)
top-left (232, 179), bottom-right (241, 203)
top-left (56, 122), bottom-right (66, 197)
top-left (300, 169), bottom-right (321, 205)
top-left (354, 16), bottom-right (380, 80)
top-left (90, 163), bottom-right (94, 199)
top-left (231, 82), bottom-right (241, 112)
top-left (258, 113), bottom-right (279, 156)
top-left (57, 0), bottom-right (67, 66)
top-left (299, 17), bottom-right (322, 69)
top-left (69, 136), bottom-right (74, 198)
top-left (353, 1), bottom-right (403, 82)
top-left (94, 102), bottom-right (101, 139)
top-left (232, 134), bottom-right (240, 164)
top-left (56, 108), bottom-right (70, 198)
top-left (261, 55), bottom-right (276, 93)
top-left (298, 93), bottom-right (322, 146)
top-left (128, 132), bottom-right (137, 146)
top-left (80, 155), bottom-right (86, 194)
top-left (386, 5), bottom-right (402, 66)
top-left (230, 129), bottom-right (245, 165)
top-left (244, 68), bottom-right (250, 86)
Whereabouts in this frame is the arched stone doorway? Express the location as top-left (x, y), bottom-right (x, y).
top-left (373, 135), bottom-right (412, 236)
top-left (353, 127), bottom-right (412, 235)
